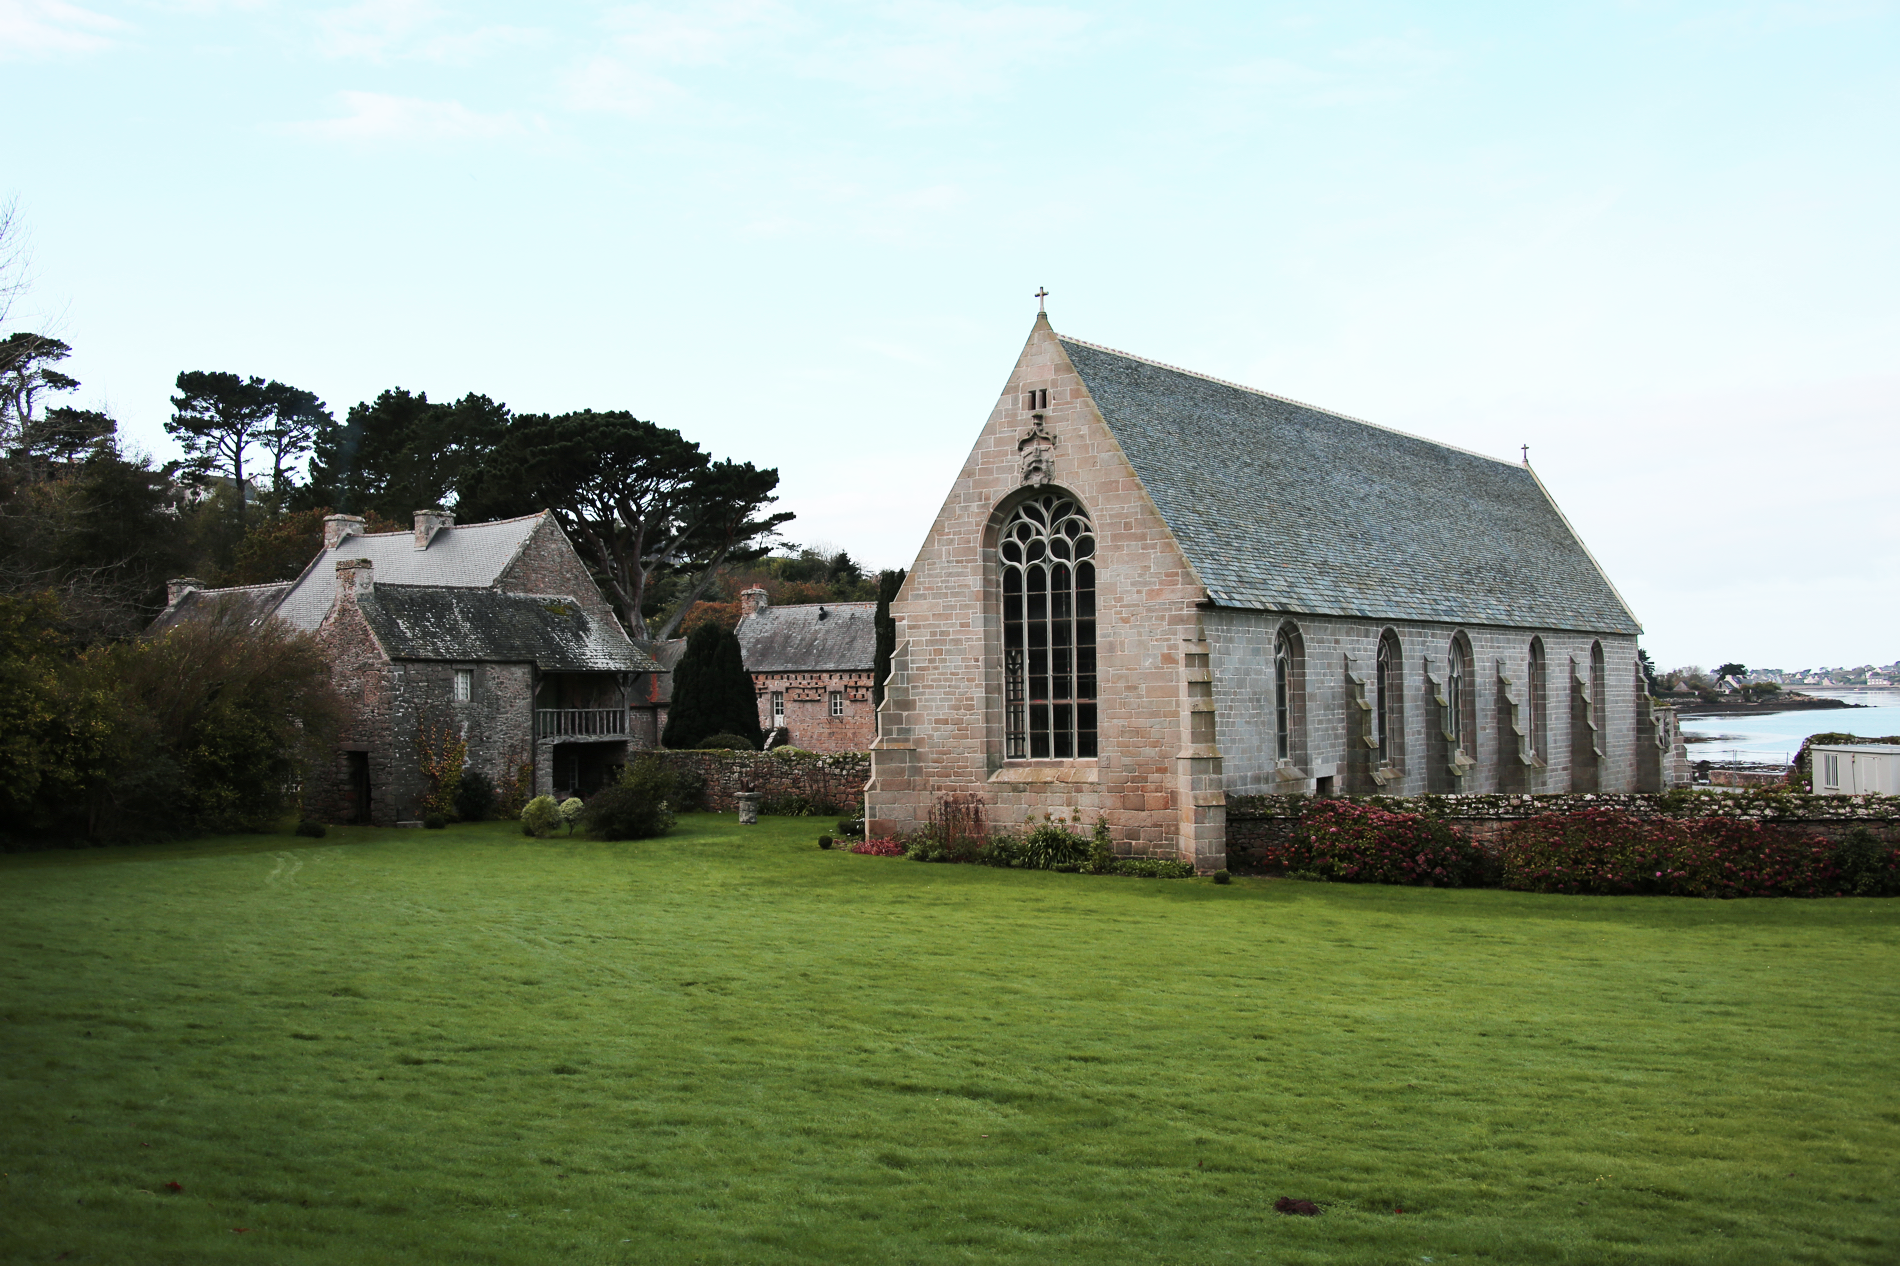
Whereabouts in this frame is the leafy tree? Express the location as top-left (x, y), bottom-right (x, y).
top-left (460, 410), bottom-right (791, 637)
top-left (305, 388), bottom-right (508, 518)
top-left (661, 622), bottom-right (762, 750)
top-left (648, 460), bottom-right (796, 639)
top-left (1712, 662), bottom-right (1748, 683)
top-left (0, 333), bottom-right (79, 448)
top-left (25, 406), bottom-right (115, 463)
top-left (0, 441), bottom-right (193, 635)
top-left (258, 382), bottom-right (332, 501)
top-left (168, 371), bottom-right (273, 519)
top-left (872, 568), bottom-right (906, 716)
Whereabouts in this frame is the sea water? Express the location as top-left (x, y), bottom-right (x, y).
top-left (1679, 689), bottom-right (1900, 764)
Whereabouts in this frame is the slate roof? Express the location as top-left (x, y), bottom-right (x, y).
top-left (1060, 338), bottom-right (1641, 635)
top-left (357, 585), bottom-right (661, 673)
top-left (736, 602), bottom-right (877, 672)
top-left (273, 512), bottom-right (546, 632)
top-left (148, 581), bottom-right (294, 636)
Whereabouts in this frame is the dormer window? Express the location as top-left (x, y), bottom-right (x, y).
top-left (1024, 388), bottom-right (1048, 412)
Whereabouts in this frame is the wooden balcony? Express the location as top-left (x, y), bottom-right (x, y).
top-left (536, 708), bottom-right (629, 740)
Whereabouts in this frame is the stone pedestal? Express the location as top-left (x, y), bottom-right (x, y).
top-left (736, 791), bottom-right (760, 825)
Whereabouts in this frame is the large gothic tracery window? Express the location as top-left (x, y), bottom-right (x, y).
top-left (1001, 494), bottom-right (1097, 759)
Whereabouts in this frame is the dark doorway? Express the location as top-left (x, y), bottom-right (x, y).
top-left (552, 743), bottom-right (624, 800)
top-left (345, 751), bottom-right (371, 824)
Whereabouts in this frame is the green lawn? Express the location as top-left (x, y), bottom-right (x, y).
top-left (3, 816), bottom-right (1897, 1265)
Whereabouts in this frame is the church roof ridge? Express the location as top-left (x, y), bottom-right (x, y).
top-left (1055, 333), bottom-right (1520, 470)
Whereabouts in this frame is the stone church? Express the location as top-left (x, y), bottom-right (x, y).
top-left (866, 313), bottom-right (1684, 870)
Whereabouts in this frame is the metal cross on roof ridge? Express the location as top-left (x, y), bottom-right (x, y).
top-left (1035, 286), bottom-right (1049, 313)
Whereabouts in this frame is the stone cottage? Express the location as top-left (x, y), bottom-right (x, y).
top-left (867, 313), bottom-right (1685, 870)
top-left (156, 510), bottom-right (663, 824)
top-left (735, 588), bottom-right (877, 752)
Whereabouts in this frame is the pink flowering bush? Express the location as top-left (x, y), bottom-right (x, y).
top-left (850, 837), bottom-right (906, 857)
top-left (1265, 800), bottom-right (1493, 887)
top-left (1499, 810), bottom-right (1858, 898)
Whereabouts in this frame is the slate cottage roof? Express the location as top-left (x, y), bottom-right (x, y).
top-left (1060, 337), bottom-right (1642, 636)
top-left (148, 580), bottom-right (294, 636)
top-left (358, 586), bottom-right (660, 673)
top-left (273, 512), bottom-right (546, 632)
top-left (737, 602), bottom-right (877, 672)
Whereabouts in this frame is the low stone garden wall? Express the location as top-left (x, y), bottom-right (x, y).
top-left (1226, 790), bottom-right (1900, 873)
top-left (645, 750), bottom-right (870, 816)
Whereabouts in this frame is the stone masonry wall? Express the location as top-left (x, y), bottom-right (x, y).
top-left (646, 750), bottom-right (871, 815)
top-left (1225, 790), bottom-right (1900, 872)
top-left (1204, 609), bottom-right (1653, 799)
top-left (754, 669), bottom-right (876, 753)
top-left (497, 514), bottom-right (625, 634)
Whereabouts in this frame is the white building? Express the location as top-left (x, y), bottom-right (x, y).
top-left (1811, 744), bottom-right (1900, 795)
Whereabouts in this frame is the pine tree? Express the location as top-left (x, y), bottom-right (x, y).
top-left (661, 622), bottom-right (763, 749)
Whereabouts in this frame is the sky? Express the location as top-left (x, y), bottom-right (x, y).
top-left (3, 0), bottom-right (1896, 671)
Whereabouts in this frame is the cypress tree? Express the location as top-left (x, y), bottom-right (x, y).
top-left (661, 622), bottom-right (763, 749)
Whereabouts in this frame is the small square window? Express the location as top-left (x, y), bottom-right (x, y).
top-left (829, 691), bottom-right (844, 717)
top-left (454, 669), bottom-right (473, 702)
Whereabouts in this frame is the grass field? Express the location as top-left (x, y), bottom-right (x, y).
top-left (3, 815), bottom-right (1897, 1265)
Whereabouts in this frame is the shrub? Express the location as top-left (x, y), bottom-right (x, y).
top-left (1212, 869), bottom-right (1232, 884)
top-left (494, 761), bottom-right (533, 819)
top-left (454, 768), bottom-right (496, 822)
top-left (763, 793), bottom-right (816, 816)
top-left (818, 835), bottom-right (834, 849)
top-left (1265, 799), bottom-right (1492, 887)
top-left (771, 746), bottom-right (813, 759)
top-left (913, 792), bottom-right (987, 863)
top-left (423, 813), bottom-right (447, 830)
top-left (697, 733), bottom-right (758, 751)
top-left (1109, 857), bottom-right (1196, 879)
top-left (1500, 810), bottom-right (1847, 898)
top-left (851, 837), bottom-right (906, 856)
top-left (836, 816), bottom-right (863, 836)
top-left (1836, 827), bottom-right (1900, 896)
top-left (559, 797), bottom-right (585, 834)
top-left (978, 834), bottom-right (1026, 868)
top-left (520, 795), bottom-right (561, 838)
top-left (582, 756), bottom-right (678, 840)
top-left (294, 819), bottom-right (326, 838)
top-left (1019, 822), bottom-right (1094, 870)
top-left (416, 721), bottom-right (465, 820)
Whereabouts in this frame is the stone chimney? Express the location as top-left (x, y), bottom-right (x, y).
top-left (324, 514), bottom-right (367, 549)
top-left (166, 577), bottom-right (203, 606)
top-left (414, 508), bottom-right (454, 550)
top-left (336, 557), bottom-right (374, 601)
top-left (739, 588), bottom-right (770, 619)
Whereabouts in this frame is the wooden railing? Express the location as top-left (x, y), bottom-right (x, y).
top-left (536, 708), bottom-right (629, 739)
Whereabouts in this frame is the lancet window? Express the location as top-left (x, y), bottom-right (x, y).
top-left (1376, 630), bottom-right (1401, 767)
top-left (1001, 494), bottom-right (1097, 759)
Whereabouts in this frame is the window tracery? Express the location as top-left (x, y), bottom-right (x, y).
top-left (1000, 494), bottom-right (1097, 759)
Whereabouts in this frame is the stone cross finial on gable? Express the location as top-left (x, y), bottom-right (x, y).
top-left (1035, 286), bottom-right (1049, 313)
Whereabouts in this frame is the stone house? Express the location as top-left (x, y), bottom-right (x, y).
top-left (735, 588), bottom-right (877, 752)
top-left (867, 314), bottom-right (1685, 870)
top-left (156, 510), bottom-right (664, 824)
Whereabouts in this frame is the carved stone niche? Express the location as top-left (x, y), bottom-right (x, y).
top-left (1017, 419), bottom-right (1056, 487)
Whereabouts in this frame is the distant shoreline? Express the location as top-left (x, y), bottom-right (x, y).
top-left (1669, 693), bottom-right (1860, 717)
